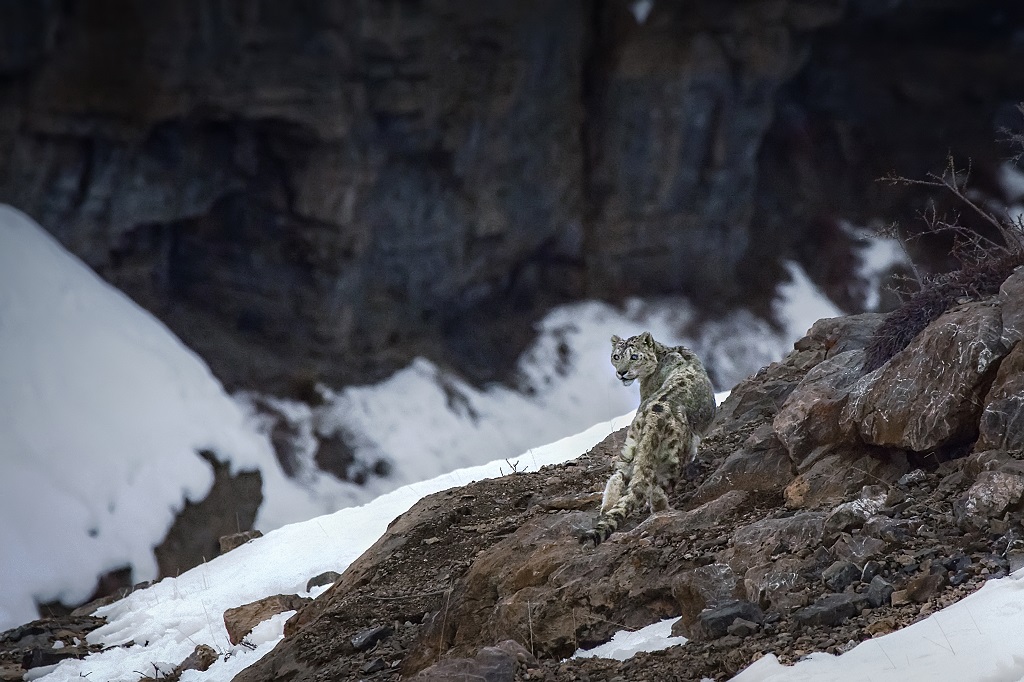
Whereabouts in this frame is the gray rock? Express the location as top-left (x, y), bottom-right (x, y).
top-left (861, 560), bottom-right (883, 583)
top-left (306, 571), bottom-right (342, 592)
top-left (832, 534), bottom-right (887, 568)
top-left (823, 488), bottom-right (888, 539)
top-left (361, 657), bottom-right (387, 674)
top-left (822, 561), bottom-right (860, 592)
top-left (793, 593), bottom-right (869, 627)
top-left (743, 561), bottom-right (806, 612)
top-left (866, 576), bottom-right (894, 608)
top-left (692, 600), bottom-right (764, 641)
top-left (727, 618), bottom-right (760, 637)
top-left (351, 624), bottom-right (392, 652)
top-left (898, 469), bottom-right (928, 487)
top-left (693, 425), bottom-right (796, 503)
top-left (862, 516), bottom-right (916, 545)
top-left (720, 512), bottom-right (825, 572)
top-left (979, 342), bottom-right (1024, 451)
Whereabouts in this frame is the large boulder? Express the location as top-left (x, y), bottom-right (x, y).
top-left (845, 302), bottom-right (1009, 452)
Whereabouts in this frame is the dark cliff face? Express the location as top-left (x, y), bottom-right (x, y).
top-left (0, 0), bottom-right (1021, 392)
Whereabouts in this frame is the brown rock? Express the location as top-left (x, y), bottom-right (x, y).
top-left (219, 530), bottom-right (263, 554)
top-left (223, 594), bottom-right (311, 646)
top-left (412, 640), bottom-right (536, 681)
top-left (785, 450), bottom-right (908, 509)
top-left (773, 349), bottom-right (866, 460)
top-left (693, 425), bottom-right (795, 503)
top-left (903, 574), bottom-right (945, 604)
top-left (176, 644), bottom-right (218, 674)
top-left (846, 302), bottom-right (1008, 452)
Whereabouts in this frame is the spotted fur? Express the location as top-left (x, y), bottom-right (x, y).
top-left (581, 332), bottom-right (716, 546)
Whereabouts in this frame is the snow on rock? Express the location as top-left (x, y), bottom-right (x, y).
top-left (0, 205), bottom-right (349, 630)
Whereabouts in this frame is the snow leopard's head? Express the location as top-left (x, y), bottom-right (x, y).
top-left (610, 332), bottom-right (658, 386)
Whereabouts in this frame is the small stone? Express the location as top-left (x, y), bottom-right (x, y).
top-left (898, 469), bottom-right (927, 487)
top-left (949, 571), bottom-right (971, 586)
top-left (822, 561), bottom-right (860, 592)
top-left (361, 657), bottom-right (386, 674)
top-left (726, 618), bottom-right (759, 637)
top-left (867, 576), bottom-right (895, 608)
top-left (861, 560), bottom-right (882, 583)
top-left (890, 589), bottom-right (910, 606)
top-left (219, 530), bottom-right (263, 554)
top-left (351, 625), bottom-right (392, 652)
top-left (423, 537), bottom-right (441, 545)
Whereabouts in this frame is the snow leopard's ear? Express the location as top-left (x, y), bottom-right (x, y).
top-left (638, 331), bottom-right (654, 347)
top-left (611, 334), bottom-right (622, 346)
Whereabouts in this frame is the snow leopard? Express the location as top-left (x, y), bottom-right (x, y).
top-left (581, 332), bottom-right (716, 546)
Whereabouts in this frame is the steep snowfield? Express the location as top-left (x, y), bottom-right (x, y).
top-left (0, 206), bottom-right (357, 630)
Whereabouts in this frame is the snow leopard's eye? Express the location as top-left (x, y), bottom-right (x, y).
top-left (613, 354), bottom-right (620, 360)
top-left (630, 354), bottom-right (638, 360)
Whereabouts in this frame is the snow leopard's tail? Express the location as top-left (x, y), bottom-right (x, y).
top-left (580, 403), bottom-right (688, 546)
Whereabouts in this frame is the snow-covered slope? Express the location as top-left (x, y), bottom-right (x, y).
top-left (0, 206), bottom-right (358, 630)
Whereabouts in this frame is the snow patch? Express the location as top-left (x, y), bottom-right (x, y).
top-left (573, 617), bottom-right (687, 661)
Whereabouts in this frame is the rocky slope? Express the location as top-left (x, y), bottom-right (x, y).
top-left (187, 265), bottom-right (1024, 681)
top-left (4, 268), bottom-right (1024, 680)
top-left (2, 0), bottom-right (1022, 391)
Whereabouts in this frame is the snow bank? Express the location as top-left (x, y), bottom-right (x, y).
top-left (573, 617), bottom-right (687, 661)
top-left (0, 206), bottom-right (353, 630)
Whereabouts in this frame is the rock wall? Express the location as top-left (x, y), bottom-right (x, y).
top-left (1, 0), bottom-right (1021, 391)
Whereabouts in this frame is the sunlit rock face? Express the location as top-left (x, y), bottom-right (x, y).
top-left (1, 0), bottom-right (1020, 391)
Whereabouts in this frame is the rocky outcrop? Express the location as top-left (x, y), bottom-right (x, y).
top-left (5, 262), bottom-right (1024, 679)
top-left (2, 1), bottom-right (1021, 391)
top-left (222, 264), bottom-right (1024, 680)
